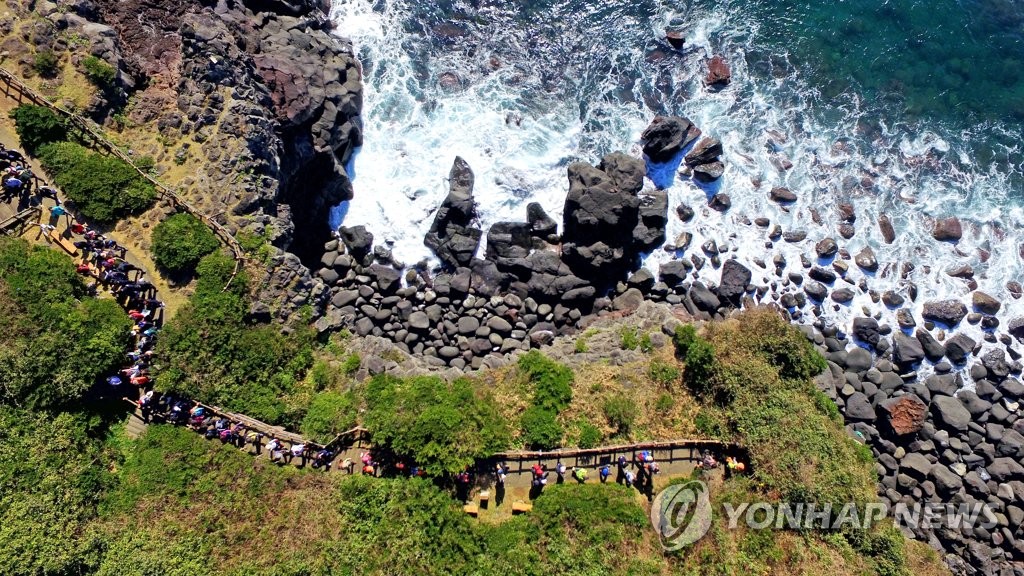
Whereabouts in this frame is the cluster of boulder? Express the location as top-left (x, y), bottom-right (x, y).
top-left (811, 322), bottom-right (1024, 573)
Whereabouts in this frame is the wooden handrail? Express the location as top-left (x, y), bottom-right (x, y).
top-left (0, 67), bottom-right (246, 291)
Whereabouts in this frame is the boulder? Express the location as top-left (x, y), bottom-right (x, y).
top-left (916, 329), bottom-right (946, 361)
top-left (922, 299), bottom-right (968, 326)
top-left (815, 238), bottom-right (838, 258)
top-left (717, 259), bottom-right (751, 302)
top-left (900, 453), bottom-right (932, 480)
top-left (368, 264), bottom-right (401, 294)
top-left (931, 395), bottom-right (972, 432)
top-left (853, 318), bottom-right (881, 349)
top-left (1009, 317), bottom-right (1024, 339)
top-left (689, 282), bottom-right (721, 312)
top-left (633, 189), bottom-right (669, 252)
top-left (676, 204), bottom-right (695, 222)
top-left (854, 246), bottom-right (878, 272)
top-left (526, 202), bottom-right (559, 243)
top-left (878, 213), bottom-right (896, 243)
top-left (684, 137), bottom-right (723, 167)
top-left (705, 54), bottom-right (731, 86)
top-left (931, 464), bottom-right (964, 495)
top-left (641, 116), bottom-right (698, 163)
top-left (932, 217), bottom-right (963, 241)
top-left (986, 458), bottom-right (1024, 483)
top-left (339, 225), bottom-right (373, 259)
top-left (692, 161), bottom-right (725, 182)
top-left (769, 187), bottom-right (797, 203)
top-left (708, 193), bottom-right (731, 212)
top-left (659, 260), bottom-right (689, 287)
top-left (830, 288), bottom-right (854, 303)
top-left (804, 281), bottom-right (828, 301)
top-left (944, 333), bottom-right (976, 364)
top-left (880, 395), bottom-right (927, 435)
top-left (893, 332), bottom-right (925, 367)
top-left (844, 392), bottom-right (875, 421)
top-left (846, 347), bottom-right (873, 372)
top-left (972, 291), bottom-right (1001, 315)
top-left (424, 157), bottom-right (483, 268)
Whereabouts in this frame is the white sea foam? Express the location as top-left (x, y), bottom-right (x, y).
top-left (329, 0), bottom-right (1024, 363)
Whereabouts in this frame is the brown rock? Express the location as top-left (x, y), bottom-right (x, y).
top-left (705, 55), bottom-right (731, 86)
top-left (933, 217), bottom-right (962, 242)
top-left (973, 291), bottom-right (1001, 314)
top-left (769, 187), bottom-right (797, 203)
top-left (880, 395), bottom-right (928, 435)
top-left (838, 202), bottom-right (856, 222)
top-left (878, 213), bottom-right (895, 243)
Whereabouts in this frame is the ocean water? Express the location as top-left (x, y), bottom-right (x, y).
top-left (328, 0), bottom-right (1024, 340)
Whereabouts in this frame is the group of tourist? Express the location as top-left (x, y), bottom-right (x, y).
top-left (0, 144), bottom-right (32, 200)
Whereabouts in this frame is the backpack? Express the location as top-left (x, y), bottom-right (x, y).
top-left (219, 429), bottom-right (232, 441)
top-left (205, 427), bottom-right (218, 439)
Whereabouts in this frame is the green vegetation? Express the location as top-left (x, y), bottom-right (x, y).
top-left (301, 391), bottom-right (357, 443)
top-left (81, 55), bottom-right (116, 89)
top-left (674, 309), bottom-right (892, 571)
top-left (33, 50), bottom-right (60, 77)
top-left (341, 352), bottom-right (361, 375)
top-left (655, 392), bottom-right (675, 413)
top-left (155, 252), bottom-right (314, 424)
top-left (575, 419), bottom-right (602, 448)
top-left (37, 142), bottom-right (156, 223)
top-left (0, 408), bottom-right (112, 575)
top-left (602, 393), bottom-right (636, 436)
top-left (520, 405), bottom-right (562, 449)
top-left (648, 358), bottom-right (680, 387)
top-left (0, 238), bottom-right (131, 409)
top-left (150, 213), bottom-right (220, 273)
top-left (9, 104), bottom-right (68, 155)
top-left (519, 350), bottom-right (574, 412)
top-left (363, 375), bottom-right (509, 475)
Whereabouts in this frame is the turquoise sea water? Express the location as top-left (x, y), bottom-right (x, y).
top-left (331, 0), bottom-right (1024, 331)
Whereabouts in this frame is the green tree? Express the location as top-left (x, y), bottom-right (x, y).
top-left (363, 375), bottom-right (510, 475)
top-left (150, 213), bottom-right (220, 273)
top-left (155, 252), bottom-right (313, 424)
top-left (33, 51), bottom-right (59, 77)
top-left (301, 391), bottom-right (357, 443)
top-left (519, 405), bottom-right (562, 450)
top-left (518, 350), bottom-right (573, 412)
top-left (9, 104), bottom-right (68, 155)
top-left (37, 142), bottom-right (155, 223)
top-left (0, 238), bottom-right (130, 409)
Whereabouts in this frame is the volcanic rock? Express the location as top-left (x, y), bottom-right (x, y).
top-left (424, 157), bottom-right (483, 268)
top-left (922, 299), bottom-right (968, 326)
top-left (932, 217), bottom-right (963, 242)
top-left (641, 116), bottom-right (699, 163)
top-left (769, 187), bottom-right (797, 203)
top-left (705, 55), bottom-right (731, 86)
top-left (684, 137), bottom-right (723, 168)
top-left (880, 394), bottom-right (928, 435)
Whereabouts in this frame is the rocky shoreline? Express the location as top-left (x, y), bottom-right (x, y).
top-left (313, 115), bottom-right (1023, 574)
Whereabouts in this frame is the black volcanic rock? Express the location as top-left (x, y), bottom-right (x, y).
top-left (641, 116), bottom-right (700, 163)
top-left (424, 157), bottom-right (483, 269)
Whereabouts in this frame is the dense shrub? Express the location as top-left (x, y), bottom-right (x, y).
top-left (0, 408), bottom-right (112, 575)
top-left (301, 391), bottom-right (357, 443)
top-left (518, 350), bottom-right (573, 412)
top-left (82, 55), bottom-right (116, 89)
top-left (33, 50), bottom-right (59, 77)
top-left (363, 375), bottom-right (510, 475)
top-left (674, 324), bottom-right (698, 355)
top-left (682, 335), bottom-right (717, 397)
top-left (37, 142), bottom-right (155, 223)
top-left (602, 393), bottom-right (637, 436)
top-left (0, 238), bottom-right (131, 408)
top-left (575, 420), bottom-right (602, 449)
top-left (9, 104), bottom-right (67, 155)
top-left (150, 213), bottom-right (220, 273)
top-left (519, 405), bottom-right (562, 450)
top-left (155, 252), bottom-right (314, 424)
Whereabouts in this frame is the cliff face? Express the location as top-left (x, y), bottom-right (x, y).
top-left (16, 0), bottom-right (362, 320)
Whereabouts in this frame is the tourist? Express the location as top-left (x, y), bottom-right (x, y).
top-left (289, 442), bottom-right (306, 465)
top-left (572, 467), bottom-right (588, 484)
top-left (599, 464), bottom-right (611, 483)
